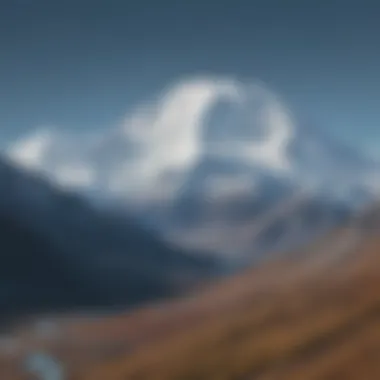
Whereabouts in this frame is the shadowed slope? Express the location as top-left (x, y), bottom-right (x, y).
top-left (0, 213), bottom-right (103, 322)
top-left (0, 157), bottom-right (218, 325)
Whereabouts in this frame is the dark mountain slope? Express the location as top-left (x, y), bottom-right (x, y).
top-left (0, 213), bottom-right (104, 321)
top-left (0, 157), bottom-right (217, 322)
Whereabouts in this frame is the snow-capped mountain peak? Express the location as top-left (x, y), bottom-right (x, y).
top-left (6, 75), bottom-right (380, 205)
top-left (4, 74), bottom-right (380, 260)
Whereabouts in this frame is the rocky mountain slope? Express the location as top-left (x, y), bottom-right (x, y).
top-left (2, 202), bottom-right (380, 379)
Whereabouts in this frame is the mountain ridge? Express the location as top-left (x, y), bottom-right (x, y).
top-left (0, 156), bottom-right (218, 323)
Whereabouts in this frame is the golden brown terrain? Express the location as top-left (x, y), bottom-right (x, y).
top-left (1, 209), bottom-right (380, 379)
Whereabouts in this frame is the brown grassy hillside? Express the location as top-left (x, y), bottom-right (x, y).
top-left (1, 210), bottom-right (380, 380)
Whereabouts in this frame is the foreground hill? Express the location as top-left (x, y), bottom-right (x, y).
top-left (2, 203), bottom-right (380, 379)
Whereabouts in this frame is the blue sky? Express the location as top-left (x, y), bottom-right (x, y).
top-left (1, 0), bottom-right (380, 157)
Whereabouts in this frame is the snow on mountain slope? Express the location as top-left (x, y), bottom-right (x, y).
top-left (7, 75), bottom-right (379, 202)
top-left (6, 75), bottom-right (380, 259)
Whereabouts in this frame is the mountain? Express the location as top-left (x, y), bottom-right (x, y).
top-left (2, 201), bottom-right (380, 380)
top-left (6, 76), bottom-right (380, 261)
top-left (0, 213), bottom-right (102, 323)
top-left (0, 157), bottom-right (217, 322)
